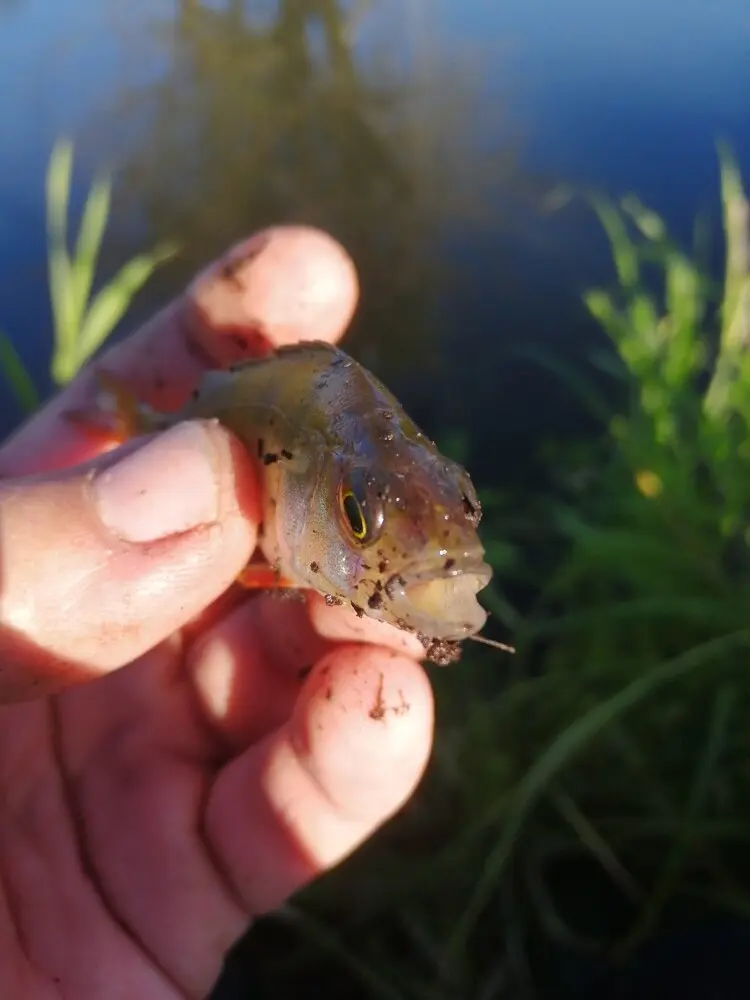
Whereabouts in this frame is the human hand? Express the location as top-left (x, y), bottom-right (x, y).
top-left (0, 228), bottom-right (433, 998)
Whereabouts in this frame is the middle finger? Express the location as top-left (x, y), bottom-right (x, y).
top-left (188, 591), bottom-right (425, 749)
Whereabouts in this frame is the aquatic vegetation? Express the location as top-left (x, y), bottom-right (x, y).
top-left (503, 146), bottom-right (750, 955)
top-left (0, 330), bottom-right (40, 411)
top-left (0, 139), bottom-right (176, 410)
top-left (45, 139), bottom-right (177, 386)
top-left (434, 148), bottom-right (750, 985)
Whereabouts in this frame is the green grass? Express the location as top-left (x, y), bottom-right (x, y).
top-left (0, 139), bottom-right (177, 409)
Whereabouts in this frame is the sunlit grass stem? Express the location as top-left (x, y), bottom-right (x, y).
top-left (46, 139), bottom-right (178, 386)
top-left (0, 138), bottom-right (177, 411)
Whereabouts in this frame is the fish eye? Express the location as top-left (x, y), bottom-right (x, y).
top-left (338, 472), bottom-right (384, 545)
top-left (341, 489), bottom-right (367, 540)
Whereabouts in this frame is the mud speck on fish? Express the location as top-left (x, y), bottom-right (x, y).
top-left (419, 635), bottom-right (463, 666)
top-left (367, 591), bottom-right (384, 611)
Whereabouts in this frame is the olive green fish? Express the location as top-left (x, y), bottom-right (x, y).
top-left (75, 341), bottom-right (493, 645)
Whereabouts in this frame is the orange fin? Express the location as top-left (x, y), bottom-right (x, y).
top-left (64, 370), bottom-right (160, 445)
top-left (65, 409), bottom-right (131, 447)
top-left (236, 562), bottom-right (298, 590)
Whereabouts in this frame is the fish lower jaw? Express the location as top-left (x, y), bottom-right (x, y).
top-left (386, 569), bottom-right (490, 640)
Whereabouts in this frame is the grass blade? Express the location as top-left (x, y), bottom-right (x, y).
top-left (589, 194), bottom-right (640, 290)
top-left (549, 787), bottom-right (643, 903)
top-left (0, 331), bottom-right (40, 413)
top-left (620, 195), bottom-right (666, 242)
top-left (74, 243), bottom-right (178, 367)
top-left (45, 139), bottom-right (78, 364)
top-left (717, 140), bottom-right (750, 349)
top-left (71, 174), bottom-right (113, 344)
top-left (509, 343), bottom-right (614, 421)
top-left (616, 683), bottom-right (735, 955)
top-left (276, 905), bottom-right (405, 1000)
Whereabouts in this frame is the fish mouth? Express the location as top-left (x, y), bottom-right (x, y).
top-left (384, 555), bottom-right (492, 640)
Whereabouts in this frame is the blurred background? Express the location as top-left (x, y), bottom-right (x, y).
top-left (1, 1), bottom-right (750, 998)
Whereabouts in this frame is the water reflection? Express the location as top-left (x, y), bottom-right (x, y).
top-left (92, 0), bottom-right (520, 381)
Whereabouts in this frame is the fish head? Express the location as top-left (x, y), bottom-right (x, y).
top-left (301, 443), bottom-right (493, 640)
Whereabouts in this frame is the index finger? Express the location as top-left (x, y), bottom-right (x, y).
top-left (0, 226), bottom-right (359, 477)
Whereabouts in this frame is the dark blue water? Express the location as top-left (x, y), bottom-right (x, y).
top-left (0, 0), bottom-right (748, 480)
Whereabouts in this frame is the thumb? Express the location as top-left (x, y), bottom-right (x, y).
top-left (0, 420), bottom-right (259, 702)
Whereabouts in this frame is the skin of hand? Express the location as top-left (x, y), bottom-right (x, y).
top-left (0, 227), bottom-right (434, 999)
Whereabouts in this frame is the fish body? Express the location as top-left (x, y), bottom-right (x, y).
top-left (86, 341), bottom-right (492, 641)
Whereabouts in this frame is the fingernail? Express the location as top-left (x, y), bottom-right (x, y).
top-left (93, 422), bottom-right (220, 543)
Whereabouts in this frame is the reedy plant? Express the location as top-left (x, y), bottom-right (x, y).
top-left (543, 146), bottom-right (750, 640)
top-left (0, 139), bottom-right (177, 411)
top-left (486, 145), bottom-right (750, 963)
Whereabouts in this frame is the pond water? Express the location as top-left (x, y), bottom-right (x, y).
top-left (0, 0), bottom-right (749, 486)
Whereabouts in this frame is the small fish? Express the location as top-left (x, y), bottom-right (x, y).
top-left (69, 341), bottom-right (493, 644)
